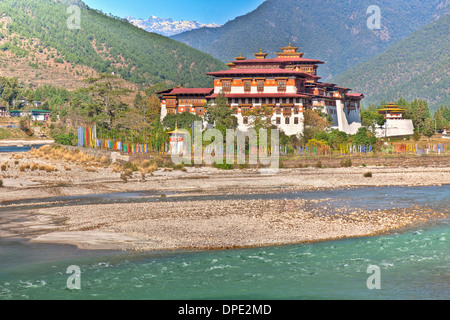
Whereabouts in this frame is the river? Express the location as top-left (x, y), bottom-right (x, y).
top-left (0, 186), bottom-right (448, 300)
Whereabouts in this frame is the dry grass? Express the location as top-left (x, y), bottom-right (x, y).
top-left (19, 163), bottom-right (31, 172)
top-left (29, 145), bottom-right (108, 169)
top-left (45, 165), bottom-right (57, 173)
top-left (23, 145), bottom-right (160, 180)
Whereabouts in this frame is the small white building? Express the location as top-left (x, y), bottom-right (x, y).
top-left (375, 103), bottom-right (414, 138)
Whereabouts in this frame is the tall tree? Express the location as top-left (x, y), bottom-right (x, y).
top-left (205, 92), bottom-right (237, 129)
top-left (411, 99), bottom-right (431, 132)
top-left (80, 74), bottom-right (132, 129)
top-left (422, 118), bottom-right (435, 138)
top-left (434, 109), bottom-right (446, 132)
top-left (0, 77), bottom-right (20, 109)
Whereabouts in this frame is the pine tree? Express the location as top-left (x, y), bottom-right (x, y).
top-left (422, 118), bottom-right (435, 138)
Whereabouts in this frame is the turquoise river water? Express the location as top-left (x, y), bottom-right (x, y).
top-left (0, 185), bottom-right (449, 300)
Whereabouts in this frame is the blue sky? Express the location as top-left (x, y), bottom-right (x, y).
top-left (83, 0), bottom-right (266, 24)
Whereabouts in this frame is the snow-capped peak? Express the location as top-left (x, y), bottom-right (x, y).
top-left (127, 16), bottom-right (221, 37)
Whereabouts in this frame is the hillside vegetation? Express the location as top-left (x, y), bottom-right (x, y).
top-left (173, 0), bottom-right (448, 80)
top-left (0, 0), bottom-right (225, 88)
top-left (334, 14), bottom-right (450, 113)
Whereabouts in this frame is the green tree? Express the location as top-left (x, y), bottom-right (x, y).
top-left (411, 99), bottom-right (431, 132)
top-left (353, 127), bottom-right (377, 147)
top-left (361, 110), bottom-right (386, 132)
top-left (434, 109), bottom-right (446, 132)
top-left (0, 77), bottom-right (20, 109)
top-left (422, 118), bottom-right (435, 138)
top-left (80, 74), bottom-right (132, 129)
top-left (163, 112), bottom-right (203, 131)
top-left (413, 128), bottom-right (421, 142)
top-left (205, 92), bottom-right (237, 129)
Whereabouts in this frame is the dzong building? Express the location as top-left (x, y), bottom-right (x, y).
top-left (159, 43), bottom-right (364, 136)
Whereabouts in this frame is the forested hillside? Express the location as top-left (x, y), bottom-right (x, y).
top-left (334, 14), bottom-right (450, 113)
top-left (0, 0), bottom-right (225, 88)
top-left (172, 0), bottom-right (448, 81)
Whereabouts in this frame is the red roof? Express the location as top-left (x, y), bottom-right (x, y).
top-left (206, 93), bottom-right (311, 99)
top-left (162, 88), bottom-right (213, 96)
top-left (232, 58), bottom-right (325, 64)
top-left (206, 68), bottom-right (319, 78)
top-left (347, 93), bottom-right (364, 98)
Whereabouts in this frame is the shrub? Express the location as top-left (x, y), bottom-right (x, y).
top-left (214, 162), bottom-right (234, 170)
top-left (120, 172), bottom-right (128, 182)
top-left (1, 163), bottom-right (7, 171)
top-left (99, 155), bottom-right (110, 165)
top-left (53, 133), bottom-right (75, 146)
top-left (173, 164), bottom-right (185, 171)
top-left (239, 163), bottom-right (248, 169)
top-left (45, 165), bottom-right (57, 173)
top-left (315, 160), bottom-right (322, 168)
top-left (124, 168), bottom-right (133, 177)
top-left (0, 179), bottom-right (3, 187)
top-left (340, 159), bottom-right (352, 167)
top-left (123, 162), bottom-right (138, 172)
top-left (364, 172), bottom-right (373, 178)
top-left (154, 157), bottom-right (164, 168)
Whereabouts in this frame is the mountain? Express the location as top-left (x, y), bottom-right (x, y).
top-left (127, 16), bottom-right (221, 37)
top-left (0, 0), bottom-right (225, 89)
top-left (333, 14), bottom-right (450, 113)
top-left (172, 0), bottom-right (449, 81)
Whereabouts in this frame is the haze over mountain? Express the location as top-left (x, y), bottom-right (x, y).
top-left (127, 16), bottom-right (221, 37)
top-left (0, 0), bottom-right (225, 89)
top-left (334, 14), bottom-right (450, 113)
top-left (172, 0), bottom-right (449, 81)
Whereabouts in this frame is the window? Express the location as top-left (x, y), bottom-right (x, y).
top-left (257, 80), bottom-right (264, 93)
top-left (294, 117), bottom-right (299, 125)
top-left (285, 117), bottom-right (290, 125)
top-left (277, 80), bottom-right (287, 92)
top-left (276, 118), bottom-right (281, 125)
top-left (196, 107), bottom-right (205, 116)
top-left (222, 80), bottom-right (231, 93)
top-left (243, 117), bottom-right (248, 125)
top-left (244, 80), bottom-right (251, 93)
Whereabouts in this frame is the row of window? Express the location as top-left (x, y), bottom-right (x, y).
top-left (237, 65), bottom-right (280, 69)
top-left (230, 97), bottom-right (302, 104)
top-left (179, 99), bottom-right (206, 105)
top-left (243, 117), bottom-right (300, 125)
top-left (222, 80), bottom-right (287, 93)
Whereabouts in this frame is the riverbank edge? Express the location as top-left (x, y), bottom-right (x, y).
top-left (0, 139), bottom-right (54, 146)
top-left (15, 184), bottom-right (449, 253)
